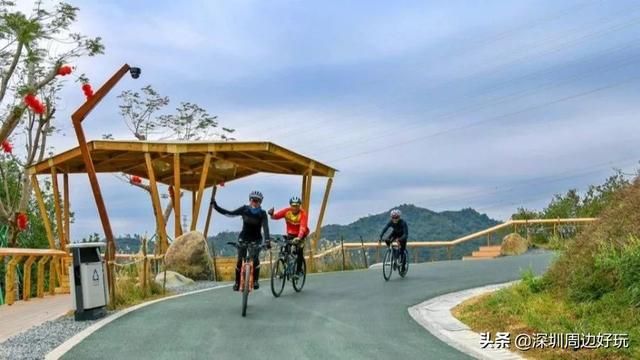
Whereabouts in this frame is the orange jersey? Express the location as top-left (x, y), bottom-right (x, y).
top-left (272, 207), bottom-right (309, 238)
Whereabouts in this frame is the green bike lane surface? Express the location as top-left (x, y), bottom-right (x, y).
top-left (62, 252), bottom-right (555, 360)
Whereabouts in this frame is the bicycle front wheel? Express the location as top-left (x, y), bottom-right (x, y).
top-left (242, 265), bottom-right (251, 317)
top-left (271, 259), bottom-right (286, 297)
top-left (292, 260), bottom-right (306, 292)
top-left (383, 249), bottom-right (393, 281)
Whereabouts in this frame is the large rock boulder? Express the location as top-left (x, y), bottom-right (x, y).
top-left (164, 231), bottom-right (213, 280)
top-left (500, 232), bottom-right (529, 256)
top-left (155, 270), bottom-right (194, 288)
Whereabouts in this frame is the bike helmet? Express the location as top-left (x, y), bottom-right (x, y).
top-left (249, 190), bottom-right (264, 201)
top-left (390, 209), bottom-right (401, 219)
top-left (289, 196), bottom-right (302, 206)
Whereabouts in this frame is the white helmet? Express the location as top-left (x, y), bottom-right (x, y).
top-left (390, 209), bottom-right (401, 219)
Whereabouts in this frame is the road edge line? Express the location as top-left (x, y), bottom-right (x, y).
top-left (45, 284), bottom-right (232, 360)
top-left (408, 281), bottom-right (524, 360)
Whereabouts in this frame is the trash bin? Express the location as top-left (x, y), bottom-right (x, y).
top-left (68, 242), bottom-right (109, 321)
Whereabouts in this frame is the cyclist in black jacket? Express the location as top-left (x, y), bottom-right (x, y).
top-left (379, 209), bottom-right (409, 267)
top-left (213, 190), bottom-right (270, 291)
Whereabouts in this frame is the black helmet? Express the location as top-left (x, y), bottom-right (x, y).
top-left (289, 196), bottom-right (302, 206)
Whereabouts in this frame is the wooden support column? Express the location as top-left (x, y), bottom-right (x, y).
top-left (64, 173), bottom-right (70, 245)
top-left (173, 154), bottom-right (182, 238)
top-left (31, 175), bottom-right (56, 249)
top-left (5, 256), bottom-right (23, 305)
top-left (192, 191), bottom-right (197, 226)
top-left (191, 154), bottom-right (211, 231)
top-left (51, 168), bottom-right (65, 250)
top-left (48, 257), bottom-right (56, 295)
top-left (310, 177), bottom-right (333, 272)
top-left (145, 153), bottom-right (168, 253)
top-left (37, 256), bottom-right (51, 298)
top-left (22, 256), bottom-right (36, 301)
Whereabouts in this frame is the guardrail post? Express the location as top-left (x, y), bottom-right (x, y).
top-left (359, 236), bottom-right (368, 268)
top-left (340, 236), bottom-right (346, 271)
top-left (376, 241), bottom-right (381, 264)
top-left (413, 249), bottom-right (418, 264)
top-left (447, 246), bottom-right (452, 261)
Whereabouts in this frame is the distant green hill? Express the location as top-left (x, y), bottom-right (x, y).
top-left (317, 204), bottom-right (499, 242)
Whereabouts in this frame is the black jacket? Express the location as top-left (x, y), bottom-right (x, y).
top-left (380, 219), bottom-right (408, 241)
top-left (213, 203), bottom-right (270, 242)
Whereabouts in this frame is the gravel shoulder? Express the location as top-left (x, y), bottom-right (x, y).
top-left (0, 281), bottom-right (225, 360)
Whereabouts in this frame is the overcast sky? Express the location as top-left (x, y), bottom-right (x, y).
top-left (16, 0), bottom-right (640, 240)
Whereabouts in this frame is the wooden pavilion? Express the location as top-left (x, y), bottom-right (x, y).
top-left (27, 139), bottom-right (336, 300)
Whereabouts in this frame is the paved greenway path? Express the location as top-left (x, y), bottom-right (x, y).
top-left (62, 252), bottom-right (555, 360)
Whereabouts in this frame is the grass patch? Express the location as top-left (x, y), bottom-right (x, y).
top-left (108, 264), bottom-right (173, 311)
top-left (454, 277), bottom-right (639, 359)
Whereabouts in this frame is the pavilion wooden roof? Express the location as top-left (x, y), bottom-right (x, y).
top-left (28, 140), bottom-right (336, 191)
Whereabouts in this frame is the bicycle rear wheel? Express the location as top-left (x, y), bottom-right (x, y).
top-left (271, 259), bottom-right (286, 297)
top-left (399, 250), bottom-right (409, 278)
top-left (382, 249), bottom-right (393, 281)
top-left (292, 260), bottom-right (306, 292)
top-left (242, 265), bottom-right (250, 317)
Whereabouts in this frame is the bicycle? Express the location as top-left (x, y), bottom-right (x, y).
top-left (227, 241), bottom-right (267, 317)
top-left (382, 239), bottom-right (409, 281)
top-left (270, 236), bottom-right (306, 297)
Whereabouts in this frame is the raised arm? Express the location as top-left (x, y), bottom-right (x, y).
top-left (271, 207), bottom-right (288, 220)
top-left (213, 202), bottom-right (245, 216)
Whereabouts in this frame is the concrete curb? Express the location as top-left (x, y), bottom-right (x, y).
top-left (408, 281), bottom-right (524, 360)
top-left (45, 284), bottom-right (231, 360)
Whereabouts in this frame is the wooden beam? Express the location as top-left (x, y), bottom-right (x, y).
top-left (145, 153), bottom-right (168, 253)
top-left (192, 191), bottom-right (197, 223)
top-left (5, 255), bottom-right (23, 305)
top-left (312, 177), bottom-right (333, 254)
top-left (191, 153), bottom-right (211, 231)
top-left (36, 256), bottom-right (51, 298)
top-left (236, 152), bottom-right (295, 173)
top-left (50, 167), bottom-right (65, 250)
top-left (22, 256), bottom-right (36, 301)
top-left (64, 173), bottom-right (70, 245)
top-left (173, 153), bottom-right (182, 238)
top-left (30, 175), bottom-right (56, 249)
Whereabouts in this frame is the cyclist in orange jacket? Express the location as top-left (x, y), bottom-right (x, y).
top-left (268, 196), bottom-right (309, 278)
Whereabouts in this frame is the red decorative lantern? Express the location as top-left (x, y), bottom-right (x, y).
top-left (168, 186), bottom-right (175, 198)
top-left (24, 93), bottom-right (36, 107)
top-left (57, 65), bottom-right (72, 76)
top-left (82, 83), bottom-right (94, 99)
top-left (218, 181), bottom-right (225, 187)
top-left (131, 175), bottom-right (142, 184)
top-left (16, 213), bottom-right (28, 231)
top-left (1, 140), bottom-right (12, 154)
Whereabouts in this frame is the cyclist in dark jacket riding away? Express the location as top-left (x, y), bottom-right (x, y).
top-left (213, 190), bottom-right (270, 291)
top-left (379, 209), bottom-right (409, 266)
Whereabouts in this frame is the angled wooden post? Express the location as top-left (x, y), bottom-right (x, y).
top-left (64, 173), bottom-right (70, 245)
top-left (22, 256), bottom-right (36, 300)
top-left (192, 191), bottom-right (197, 226)
top-left (173, 153), bottom-right (182, 238)
top-left (49, 257), bottom-right (57, 295)
top-left (71, 64), bottom-right (133, 306)
top-left (30, 175), bottom-right (56, 249)
top-left (51, 167), bottom-right (65, 249)
top-left (191, 154), bottom-right (211, 231)
top-left (311, 177), bottom-right (333, 271)
top-left (5, 255), bottom-right (23, 305)
top-left (37, 256), bottom-right (51, 298)
top-left (145, 153), bottom-right (168, 253)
